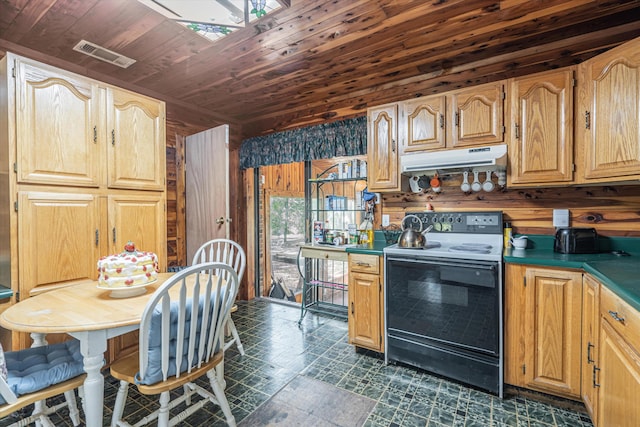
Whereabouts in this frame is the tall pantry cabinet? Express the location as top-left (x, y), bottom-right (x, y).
top-left (0, 52), bottom-right (167, 350)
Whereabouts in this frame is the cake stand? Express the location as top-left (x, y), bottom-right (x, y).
top-left (97, 279), bottom-right (156, 298)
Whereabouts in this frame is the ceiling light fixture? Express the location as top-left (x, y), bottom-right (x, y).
top-left (137, 0), bottom-right (286, 41)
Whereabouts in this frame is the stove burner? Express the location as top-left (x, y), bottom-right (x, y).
top-left (448, 243), bottom-right (493, 254)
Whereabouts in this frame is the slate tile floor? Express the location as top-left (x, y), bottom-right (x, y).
top-left (2, 299), bottom-right (594, 427)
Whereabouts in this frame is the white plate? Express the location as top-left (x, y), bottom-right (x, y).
top-left (97, 278), bottom-right (157, 298)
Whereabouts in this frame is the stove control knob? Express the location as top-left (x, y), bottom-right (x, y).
top-left (434, 222), bottom-right (442, 231)
top-left (448, 217), bottom-right (454, 222)
top-left (456, 217), bottom-right (462, 223)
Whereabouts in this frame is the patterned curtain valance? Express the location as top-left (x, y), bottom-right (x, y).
top-left (239, 115), bottom-right (367, 169)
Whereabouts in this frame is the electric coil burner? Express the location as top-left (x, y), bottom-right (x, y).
top-left (384, 211), bottom-right (504, 397)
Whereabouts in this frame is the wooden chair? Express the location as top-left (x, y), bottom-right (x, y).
top-left (109, 262), bottom-right (238, 427)
top-left (0, 340), bottom-right (86, 427)
top-left (192, 239), bottom-right (246, 356)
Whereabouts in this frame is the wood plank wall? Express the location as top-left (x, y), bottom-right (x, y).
top-left (382, 174), bottom-right (640, 237)
top-left (257, 160), bottom-right (640, 238)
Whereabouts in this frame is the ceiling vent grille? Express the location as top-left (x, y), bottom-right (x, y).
top-left (72, 40), bottom-right (136, 68)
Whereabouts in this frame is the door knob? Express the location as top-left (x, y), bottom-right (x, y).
top-left (216, 217), bottom-right (225, 225)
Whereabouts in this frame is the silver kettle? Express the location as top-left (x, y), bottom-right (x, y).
top-left (398, 214), bottom-right (433, 248)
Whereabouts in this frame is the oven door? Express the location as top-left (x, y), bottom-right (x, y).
top-left (385, 255), bottom-right (500, 356)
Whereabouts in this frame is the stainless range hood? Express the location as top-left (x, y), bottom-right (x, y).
top-left (401, 144), bottom-right (507, 175)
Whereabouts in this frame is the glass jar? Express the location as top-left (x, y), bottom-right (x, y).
top-left (325, 230), bottom-right (334, 244)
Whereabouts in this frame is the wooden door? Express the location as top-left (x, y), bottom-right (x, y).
top-left (17, 191), bottom-right (100, 298)
top-left (582, 38), bottom-right (640, 180)
top-left (14, 57), bottom-right (102, 187)
top-left (508, 68), bottom-right (574, 186)
top-left (367, 104), bottom-right (399, 191)
top-left (597, 320), bottom-right (640, 427)
top-left (450, 82), bottom-right (505, 148)
top-left (348, 271), bottom-right (381, 351)
top-left (523, 267), bottom-right (583, 398)
top-left (107, 193), bottom-right (166, 271)
top-left (107, 87), bottom-right (165, 190)
top-left (185, 125), bottom-right (229, 263)
top-left (400, 96), bottom-right (446, 153)
top-left (582, 274), bottom-right (600, 420)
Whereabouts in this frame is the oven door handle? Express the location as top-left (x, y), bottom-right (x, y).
top-left (387, 256), bottom-right (497, 271)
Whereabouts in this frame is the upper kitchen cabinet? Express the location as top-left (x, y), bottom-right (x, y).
top-left (577, 36), bottom-right (640, 183)
top-left (13, 56), bottom-right (103, 188)
top-left (508, 68), bottom-right (575, 187)
top-left (399, 82), bottom-right (506, 154)
top-left (107, 88), bottom-right (166, 191)
top-left (450, 82), bottom-right (506, 148)
top-left (400, 95), bottom-right (446, 153)
top-left (7, 53), bottom-right (166, 192)
top-left (367, 103), bottom-right (399, 191)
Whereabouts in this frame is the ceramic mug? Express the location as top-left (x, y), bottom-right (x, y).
top-left (511, 236), bottom-right (527, 249)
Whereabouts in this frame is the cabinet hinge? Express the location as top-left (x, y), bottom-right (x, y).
top-left (572, 163), bottom-right (576, 172)
top-left (13, 162), bottom-right (17, 173)
top-left (15, 291), bottom-right (20, 302)
top-left (522, 364), bottom-right (526, 374)
top-left (11, 60), bottom-right (16, 78)
top-left (501, 125), bottom-right (506, 135)
top-left (571, 78), bottom-right (577, 87)
top-left (454, 112), bottom-right (459, 127)
top-left (14, 200), bottom-right (18, 212)
top-left (523, 276), bottom-right (526, 287)
top-left (95, 229), bottom-right (99, 246)
top-left (501, 92), bottom-right (506, 100)
top-left (112, 227), bottom-right (116, 243)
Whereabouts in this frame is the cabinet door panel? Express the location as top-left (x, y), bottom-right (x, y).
top-left (348, 271), bottom-right (381, 351)
top-left (584, 40), bottom-right (640, 180)
top-left (108, 194), bottom-right (166, 271)
top-left (15, 60), bottom-right (102, 187)
top-left (18, 191), bottom-right (100, 297)
top-left (367, 104), bottom-right (398, 191)
top-left (509, 69), bottom-right (574, 185)
top-left (401, 96), bottom-right (446, 153)
top-left (582, 274), bottom-right (599, 420)
top-left (598, 320), bottom-right (640, 427)
top-left (524, 268), bottom-right (582, 397)
top-left (107, 88), bottom-right (165, 190)
top-left (451, 83), bottom-right (504, 147)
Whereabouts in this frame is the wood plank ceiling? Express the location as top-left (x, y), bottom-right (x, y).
top-left (1, 0), bottom-right (640, 148)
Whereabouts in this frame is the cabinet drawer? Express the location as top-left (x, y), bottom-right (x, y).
top-left (349, 254), bottom-right (379, 274)
top-left (601, 286), bottom-right (640, 351)
top-left (301, 247), bottom-right (348, 262)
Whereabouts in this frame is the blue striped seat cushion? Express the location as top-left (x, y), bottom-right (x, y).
top-left (0, 339), bottom-right (84, 405)
top-left (138, 293), bottom-right (223, 385)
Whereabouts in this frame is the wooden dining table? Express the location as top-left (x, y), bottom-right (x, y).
top-left (0, 273), bottom-right (177, 427)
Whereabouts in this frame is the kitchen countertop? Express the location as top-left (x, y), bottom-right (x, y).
top-left (345, 231), bottom-right (390, 255)
top-left (504, 235), bottom-right (640, 312)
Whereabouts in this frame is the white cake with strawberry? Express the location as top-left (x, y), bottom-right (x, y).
top-left (97, 241), bottom-right (159, 288)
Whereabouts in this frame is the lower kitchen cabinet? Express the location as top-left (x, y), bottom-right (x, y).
top-left (581, 274), bottom-right (600, 421)
top-left (348, 253), bottom-right (383, 352)
top-left (596, 285), bottom-right (640, 427)
top-left (597, 319), bottom-right (640, 426)
top-left (504, 264), bottom-right (583, 399)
